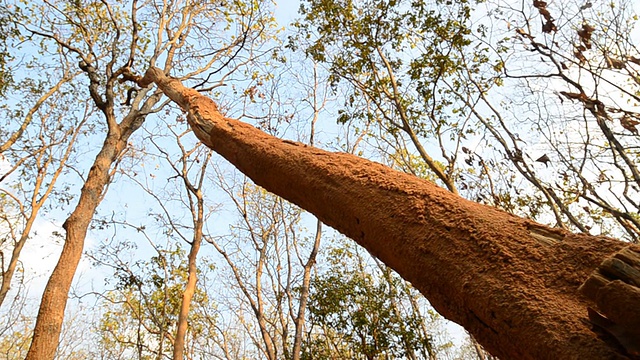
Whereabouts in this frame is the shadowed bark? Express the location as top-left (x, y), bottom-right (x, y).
top-left (138, 66), bottom-right (635, 360)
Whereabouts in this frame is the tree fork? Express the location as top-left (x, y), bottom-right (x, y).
top-left (138, 67), bottom-right (638, 360)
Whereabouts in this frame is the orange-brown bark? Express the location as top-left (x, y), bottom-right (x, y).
top-left (26, 133), bottom-right (127, 360)
top-left (26, 83), bottom-right (159, 359)
top-left (139, 67), bottom-right (633, 360)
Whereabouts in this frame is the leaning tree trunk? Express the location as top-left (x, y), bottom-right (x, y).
top-left (137, 67), bottom-right (638, 360)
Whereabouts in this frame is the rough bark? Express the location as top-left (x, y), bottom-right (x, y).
top-left (139, 67), bottom-right (634, 360)
top-left (579, 248), bottom-right (640, 357)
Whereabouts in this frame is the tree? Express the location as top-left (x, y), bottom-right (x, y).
top-left (0, 3), bottom-right (82, 309)
top-left (3, 0), bottom-right (276, 358)
top-left (304, 243), bottom-right (443, 360)
top-left (4, 0), bottom-right (638, 358)
top-left (288, 0), bottom-right (640, 355)
top-left (0, 71), bottom-right (82, 308)
top-left (206, 176), bottom-right (319, 360)
top-left (137, 67), bottom-right (637, 359)
top-left (139, 125), bottom-right (214, 360)
top-left (90, 244), bottom-right (217, 360)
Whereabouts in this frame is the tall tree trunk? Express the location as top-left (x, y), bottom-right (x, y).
top-left (25, 131), bottom-right (126, 360)
top-left (25, 90), bottom-right (154, 358)
top-left (291, 219), bottom-right (322, 360)
top-left (138, 67), bottom-right (633, 360)
top-left (173, 190), bottom-right (205, 360)
top-left (173, 233), bottom-right (201, 360)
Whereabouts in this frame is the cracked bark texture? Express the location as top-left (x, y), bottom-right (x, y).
top-left (139, 66), bottom-right (633, 360)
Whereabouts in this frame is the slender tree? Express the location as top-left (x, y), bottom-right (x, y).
top-left (0, 75), bottom-right (83, 307)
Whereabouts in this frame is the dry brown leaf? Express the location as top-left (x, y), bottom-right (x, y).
top-left (620, 115), bottom-right (640, 134)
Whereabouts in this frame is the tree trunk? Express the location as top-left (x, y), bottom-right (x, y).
top-left (25, 131), bottom-right (127, 360)
top-left (292, 219), bottom-right (322, 360)
top-left (173, 191), bottom-right (204, 360)
top-left (138, 67), bottom-right (635, 360)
